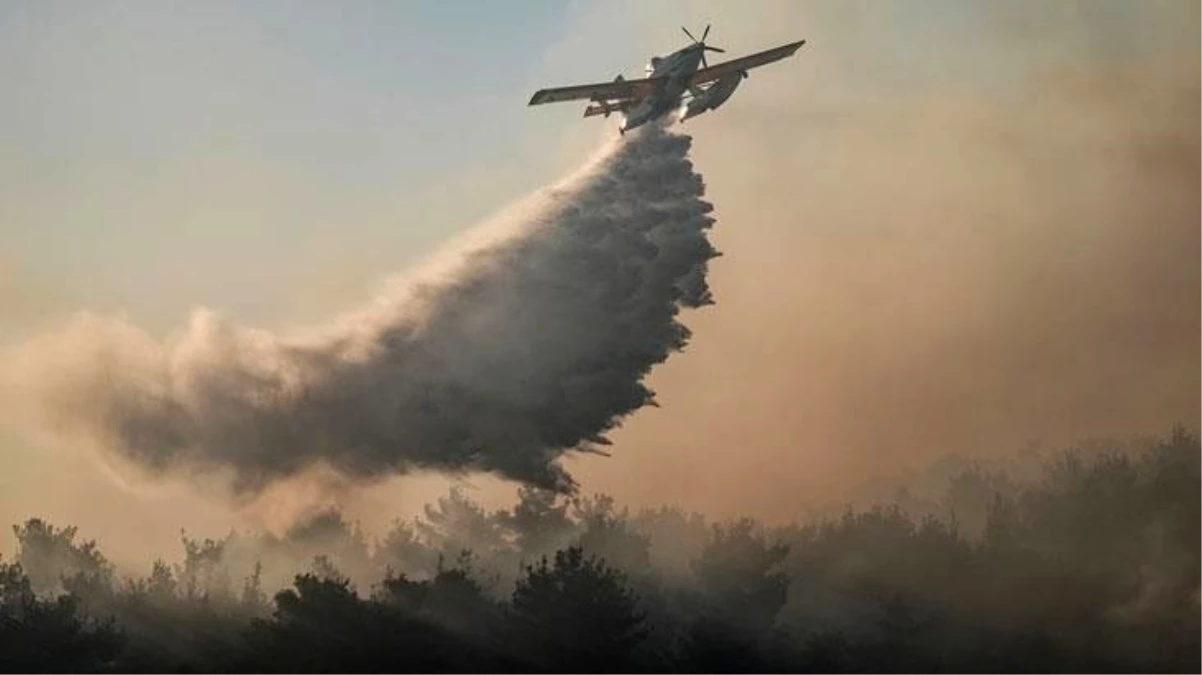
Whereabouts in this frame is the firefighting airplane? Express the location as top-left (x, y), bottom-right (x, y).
top-left (528, 25), bottom-right (805, 134)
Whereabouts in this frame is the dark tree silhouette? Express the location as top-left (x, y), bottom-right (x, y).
top-left (0, 560), bottom-right (121, 673)
top-left (510, 547), bottom-right (650, 672)
top-left (377, 553), bottom-right (514, 668)
top-left (240, 560), bottom-right (514, 673)
top-left (682, 519), bottom-right (791, 672)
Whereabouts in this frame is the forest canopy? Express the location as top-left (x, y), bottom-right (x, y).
top-left (1, 428), bottom-right (1198, 673)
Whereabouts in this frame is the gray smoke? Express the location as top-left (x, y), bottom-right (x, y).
top-left (5, 124), bottom-right (717, 494)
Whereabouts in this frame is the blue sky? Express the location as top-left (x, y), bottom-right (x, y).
top-left (3, 1), bottom-right (569, 167)
top-left (1, 0), bottom-right (603, 333)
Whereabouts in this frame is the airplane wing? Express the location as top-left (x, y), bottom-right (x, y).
top-left (528, 76), bottom-right (664, 106)
top-left (689, 39), bottom-right (806, 86)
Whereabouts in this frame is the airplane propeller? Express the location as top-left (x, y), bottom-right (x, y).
top-left (682, 24), bottom-right (725, 68)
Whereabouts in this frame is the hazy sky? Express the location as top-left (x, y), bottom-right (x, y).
top-left (1, 0), bottom-right (1197, 563)
top-left (2, 0), bottom-right (584, 332)
top-left (0, 0), bottom-right (637, 559)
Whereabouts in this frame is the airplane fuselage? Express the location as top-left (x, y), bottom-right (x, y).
top-left (619, 44), bottom-right (705, 133)
top-left (526, 28), bottom-right (805, 135)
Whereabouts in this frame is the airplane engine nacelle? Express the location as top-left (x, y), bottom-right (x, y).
top-left (704, 70), bottom-right (745, 111)
top-left (681, 70), bottom-right (746, 121)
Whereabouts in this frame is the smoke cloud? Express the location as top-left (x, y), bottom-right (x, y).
top-left (2, 125), bottom-right (718, 495)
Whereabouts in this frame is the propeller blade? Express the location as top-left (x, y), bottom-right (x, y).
top-left (704, 46), bottom-right (726, 53)
top-left (701, 52), bottom-right (708, 69)
top-left (701, 24), bottom-right (711, 41)
top-left (681, 26), bottom-right (697, 42)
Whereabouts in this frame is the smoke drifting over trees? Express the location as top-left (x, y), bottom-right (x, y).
top-left (1, 430), bottom-right (1197, 672)
top-left (3, 125), bottom-right (717, 494)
